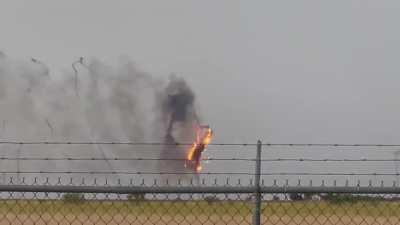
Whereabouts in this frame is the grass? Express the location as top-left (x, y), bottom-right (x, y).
top-left (0, 200), bottom-right (252, 216)
top-left (0, 199), bottom-right (399, 218)
top-left (264, 201), bottom-right (400, 217)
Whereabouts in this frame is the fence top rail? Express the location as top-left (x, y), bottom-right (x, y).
top-left (2, 172), bottom-right (400, 176)
top-left (0, 185), bottom-right (254, 194)
top-left (2, 185), bottom-right (400, 194)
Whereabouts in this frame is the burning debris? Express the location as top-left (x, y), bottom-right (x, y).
top-left (159, 76), bottom-right (213, 174)
top-left (185, 125), bottom-right (213, 173)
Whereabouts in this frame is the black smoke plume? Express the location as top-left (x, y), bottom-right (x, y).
top-left (157, 75), bottom-right (200, 180)
top-left (161, 75), bottom-right (197, 139)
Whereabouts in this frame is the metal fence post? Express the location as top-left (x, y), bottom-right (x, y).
top-left (253, 140), bottom-right (262, 225)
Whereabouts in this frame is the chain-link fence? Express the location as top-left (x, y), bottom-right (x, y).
top-left (0, 184), bottom-right (400, 225)
top-left (1, 141), bottom-right (400, 224)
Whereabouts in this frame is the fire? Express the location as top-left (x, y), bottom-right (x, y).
top-left (203, 128), bottom-right (212, 145)
top-left (187, 143), bottom-right (197, 160)
top-left (185, 126), bottom-right (213, 172)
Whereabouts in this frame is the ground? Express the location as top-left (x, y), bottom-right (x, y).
top-left (0, 200), bottom-right (399, 225)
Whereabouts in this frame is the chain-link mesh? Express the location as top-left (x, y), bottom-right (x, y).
top-left (262, 193), bottom-right (400, 225)
top-left (1, 141), bottom-right (400, 224)
top-left (0, 180), bottom-right (399, 225)
top-left (0, 189), bottom-right (253, 225)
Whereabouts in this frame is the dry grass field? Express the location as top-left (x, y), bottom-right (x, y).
top-left (0, 199), bottom-right (399, 225)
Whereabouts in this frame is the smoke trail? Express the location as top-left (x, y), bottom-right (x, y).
top-left (159, 75), bottom-right (198, 139)
top-left (45, 118), bottom-right (54, 136)
top-left (0, 53), bottom-right (201, 183)
top-left (31, 58), bottom-right (49, 77)
top-left (72, 57), bottom-right (85, 97)
top-left (155, 75), bottom-right (201, 183)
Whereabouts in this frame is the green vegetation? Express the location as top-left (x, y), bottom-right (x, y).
top-left (204, 195), bottom-right (219, 204)
top-left (0, 200), bottom-right (252, 216)
top-left (62, 193), bottom-right (85, 203)
top-left (127, 193), bottom-right (146, 202)
top-left (321, 193), bottom-right (384, 204)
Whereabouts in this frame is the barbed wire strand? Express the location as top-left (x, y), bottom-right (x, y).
top-left (0, 171), bottom-right (253, 175)
top-left (2, 157), bottom-right (400, 162)
top-left (0, 157), bottom-right (253, 161)
top-left (262, 158), bottom-right (400, 162)
top-left (1, 171), bottom-right (400, 176)
top-left (0, 141), bottom-right (252, 146)
top-left (263, 143), bottom-right (400, 147)
top-left (1, 141), bottom-right (400, 147)
top-left (261, 173), bottom-right (400, 176)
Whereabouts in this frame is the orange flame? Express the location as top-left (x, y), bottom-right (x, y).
top-left (203, 128), bottom-right (212, 145)
top-left (186, 126), bottom-right (213, 171)
top-left (187, 143), bottom-right (197, 160)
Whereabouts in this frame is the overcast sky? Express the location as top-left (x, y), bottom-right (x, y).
top-left (1, 0), bottom-right (400, 145)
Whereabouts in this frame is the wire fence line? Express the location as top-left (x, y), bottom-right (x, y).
top-left (0, 171), bottom-right (256, 175)
top-left (1, 141), bottom-right (400, 177)
top-left (3, 184), bottom-right (400, 194)
top-left (1, 175), bottom-right (400, 189)
top-left (0, 141), bottom-right (256, 146)
top-left (0, 176), bottom-right (259, 187)
top-left (2, 140), bottom-right (400, 147)
top-left (0, 181), bottom-right (400, 225)
top-left (0, 157), bottom-right (254, 161)
top-left (3, 172), bottom-right (400, 177)
top-left (263, 143), bottom-right (400, 147)
top-left (2, 141), bottom-right (400, 224)
top-left (1, 141), bottom-right (400, 178)
top-left (3, 156), bottom-right (400, 162)
top-left (2, 175), bottom-right (400, 189)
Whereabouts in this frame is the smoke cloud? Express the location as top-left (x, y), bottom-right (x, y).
top-left (156, 75), bottom-right (200, 181)
top-left (161, 75), bottom-right (197, 139)
top-left (0, 53), bottom-right (200, 184)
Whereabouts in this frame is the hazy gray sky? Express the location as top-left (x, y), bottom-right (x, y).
top-left (1, 0), bottom-right (400, 144)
